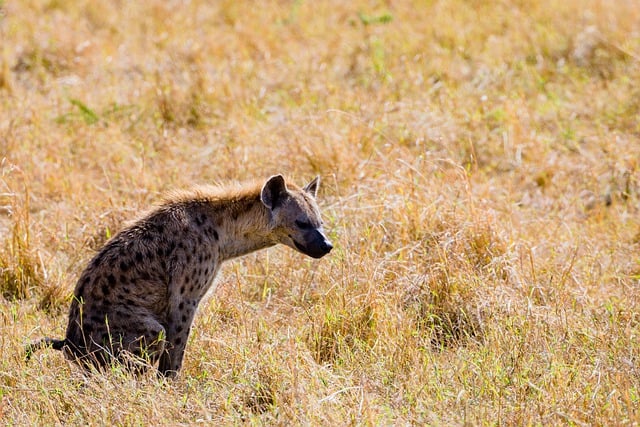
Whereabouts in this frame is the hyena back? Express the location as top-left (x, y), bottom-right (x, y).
top-left (27, 175), bottom-right (332, 377)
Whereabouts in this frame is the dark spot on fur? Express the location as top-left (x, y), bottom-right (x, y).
top-left (107, 274), bottom-right (116, 286)
top-left (123, 286), bottom-right (131, 294)
top-left (181, 314), bottom-right (187, 323)
top-left (90, 314), bottom-right (104, 323)
top-left (120, 260), bottom-right (131, 272)
top-left (141, 271), bottom-right (151, 281)
top-left (176, 325), bottom-right (183, 333)
top-left (116, 309), bottom-right (131, 319)
top-left (101, 283), bottom-right (110, 296)
top-left (179, 302), bottom-right (184, 310)
top-left (180, 285), bottom-right (185, 295)
top-left (76, 285), bottom-right (86, 297)
top-left (175, 337), bottom-right (183, 345)
top-left (119, 275), bottom-right (129, 284)
top-left (135, 252), bottom-right (143, 262)
top-left (90, 252), bottom-right (104, 267)
top-left (76, 276), bottom-right (90, 296)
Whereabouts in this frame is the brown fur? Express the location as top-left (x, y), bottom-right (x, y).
top-left (27, 175), bottom-right (332, 377)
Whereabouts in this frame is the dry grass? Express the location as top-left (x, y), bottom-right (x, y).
top-left (1, 0), bottom-right (639, 424)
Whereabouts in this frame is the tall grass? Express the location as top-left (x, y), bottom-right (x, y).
top-left (1, 0), bottom-right (639, 424)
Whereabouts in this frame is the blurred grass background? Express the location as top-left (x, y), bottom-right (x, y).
top-left (1, 0), bottom-right (639, 424)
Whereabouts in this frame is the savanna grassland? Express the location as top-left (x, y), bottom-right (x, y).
top-left (1, 0), bottom-right (639, 424)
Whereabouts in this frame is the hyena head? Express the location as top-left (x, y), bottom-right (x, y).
top-left (261, 175), bottom-right (333, 259)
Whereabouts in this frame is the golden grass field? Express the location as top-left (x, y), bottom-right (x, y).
top-left (1, 0), bottom-right (639, 424)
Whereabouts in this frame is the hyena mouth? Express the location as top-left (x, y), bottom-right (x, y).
top-left (293, 238), bottom-right (332, 259)
top-left (293, 240), bottom-right (308, 253)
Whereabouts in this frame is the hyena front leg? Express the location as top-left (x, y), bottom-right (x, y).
top-left (157, 298), bottom-right (198, 377)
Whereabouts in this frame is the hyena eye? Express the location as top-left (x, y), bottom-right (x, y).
top-left (295, 220), bottom-right (313, 230)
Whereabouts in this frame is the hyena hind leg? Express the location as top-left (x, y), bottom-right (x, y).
top-left (65, 318), bottom-right (167, 375)
top-left (114, 317), bottom-right (168, 373)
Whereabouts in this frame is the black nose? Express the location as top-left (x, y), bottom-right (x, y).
top-left (323, 240), bottom-right (333, 252)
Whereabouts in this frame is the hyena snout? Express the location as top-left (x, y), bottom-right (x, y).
top-left (294, 229), bottom-right (333, 259)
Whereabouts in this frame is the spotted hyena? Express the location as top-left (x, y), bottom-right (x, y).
top-left (27, 175), bottom-right (333, 377)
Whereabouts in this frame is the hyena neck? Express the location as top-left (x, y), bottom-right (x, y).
top-left (216, 196), bottom-right (276, 260)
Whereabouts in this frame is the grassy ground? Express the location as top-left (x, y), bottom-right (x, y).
top-left (1, 0), bottom-right (639, 424)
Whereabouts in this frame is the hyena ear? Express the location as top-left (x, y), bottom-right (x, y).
top-left (261, 175), bottom-right (288, 209)
top-left (303, 176), bottom-right (320, 198)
